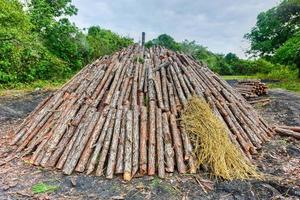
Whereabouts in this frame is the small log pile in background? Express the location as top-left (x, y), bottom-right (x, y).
top-left (8, 44), bottom-right (274, 180)
top-left (234, 80), bottom-right (268, 99)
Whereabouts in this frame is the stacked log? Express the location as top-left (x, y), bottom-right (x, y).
top-left (234, 79), bottom-right (268, 99)
top-left (9, 44), bottom-right (274, 180)
top-left (273, 125), bottom-right (300, 140)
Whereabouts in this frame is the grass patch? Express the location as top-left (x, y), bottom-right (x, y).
top-left (221, 75), bottom-right (257, 80)
top-left (0, 80), bottom-right (66, 96)
top-left (150, 177), bottom-right (179, 194)
top-left (31, 182), bottom-right (59, 194)
top-left (267, 79), bottom-right (300, 94)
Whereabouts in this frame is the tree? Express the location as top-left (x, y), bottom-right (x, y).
top-left (245, 0), bottom-right (300, 57)
top-left (43, 19), bottom-right (89, 71)
top-left (274, 32), bottom-right (300, 77)
top-left (27, 0), bottom-right (88, 71)
top-left (87, 26), bottom-right (133, 61)
top-left (0, 0), bottom-right (66, 83)
top-left (28, 0), bottom-right (77, 33)
top-left (224, 53), bottom-right (239, 64)
top-left (146, 34), bottom-right (181, 51)
top-left (0, 0), bottom-right (133, 84)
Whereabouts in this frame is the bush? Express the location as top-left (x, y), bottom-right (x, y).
top-left (256, 67), bottom-right (298, 80)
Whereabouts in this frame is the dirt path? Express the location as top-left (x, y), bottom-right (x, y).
top-left (257, 89), bottom-right (300, 126)
top-left (0, 89), bottom-right (299, 200)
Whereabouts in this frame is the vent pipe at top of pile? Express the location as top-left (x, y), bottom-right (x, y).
top-left (142, 32), bottom-right (145, 46)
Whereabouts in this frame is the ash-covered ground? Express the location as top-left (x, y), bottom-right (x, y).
top-left (0, 89), bottom-right (299, 200)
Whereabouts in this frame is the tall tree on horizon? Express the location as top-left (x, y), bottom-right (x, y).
top-left (245, 0), bottom-right (300, 77)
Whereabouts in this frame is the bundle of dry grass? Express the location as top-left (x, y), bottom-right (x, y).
top-left (181, 96), bottom-right (261, 180)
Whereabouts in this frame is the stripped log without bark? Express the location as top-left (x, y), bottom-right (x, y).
top-left (9, 44), bottom-right (274, 179)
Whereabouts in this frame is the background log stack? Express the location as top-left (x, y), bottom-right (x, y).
top-left (9, 44), bottom-right (274, 180)
top-left (234, 79), bottom-right (268, 99)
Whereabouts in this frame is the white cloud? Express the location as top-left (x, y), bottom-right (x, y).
top-left (70, 0), bottom-right (279, 58)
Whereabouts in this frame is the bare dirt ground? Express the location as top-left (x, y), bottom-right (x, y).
top-left (0, 89), bottom-right (299, 200)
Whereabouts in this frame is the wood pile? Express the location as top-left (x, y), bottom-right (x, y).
top-left (234, 80), bottom-right (268, 99)
top-left (9, 44), bottom-right (274, 180)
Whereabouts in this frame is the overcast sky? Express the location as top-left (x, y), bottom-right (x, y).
top-left (70, 0), bottom-right (279, 58)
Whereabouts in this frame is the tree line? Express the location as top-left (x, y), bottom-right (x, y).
top-left (0, 0), bottom-right (299, 85)
top-left (147, 0), bottom-right (300, 79)
top-left (0, 0), bottom-right (133, 84)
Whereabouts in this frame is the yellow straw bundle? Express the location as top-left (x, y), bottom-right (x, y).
top-left (181, 96), bottom-right (261, 180)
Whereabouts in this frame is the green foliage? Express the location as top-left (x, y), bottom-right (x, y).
top-left (245, 0), bottom-right (300, 57)
top-left (0, 0), bottom-right (67, 84)
top-left (146, 34), bottom-right (181, 51)
top-left (0, 0), bottom-right (133, 85)
top-left (87, 26), bottom-right (133, 61)
top-left (274, 32), bottom-right (300, 77)
top-left (268, 79), bottom-right (300, 93)
top-left (144, 33), bottom-right (298, 81)
top-left (32, 182), bottom-right (59, 194)
top-left (256, 67), bottom-right (298, 81)
top-left (245, 0), bottom-right (300, 77)
top-left (29, 0), bottom-right (77, 33)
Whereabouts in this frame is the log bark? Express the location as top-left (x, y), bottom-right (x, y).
top-left (95, 109), bottom-right (117, 176)
top-left (63, 109), bottom-right (99, 175)
top-left (106, 109), bottom-right (123, 178)
top-left (162, 112), bottom-right (174, 173)
top-left (169, 114), bottom-right (186, 173)
top-left (274, 127), bottom-right (300, 140)
top-left (86, 109), bottom-right (114, 174)
top-left (277, 125), bottom-right (300, 133)
top-left (156, 108), bottom-right (165, 178)
top-left (132, 105), bottom-right (140, 176)
top-left (74, 107), bottom-right (109, 172)
top-left (124, 110), bottom-right (133, 181)
top-left (115, 106), bottom-right (128, 174)
top-left (148, 101), bottom-right (156, 175)
top-left (139, 106), bottom-right (148, 174)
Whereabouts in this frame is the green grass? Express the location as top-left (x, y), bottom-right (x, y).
top-left (221, 75), bottom-right (257, 80)
top-left (31, 182), bottom-right (59, 194)
top-left (0, 80), bottom-right (66, 96)
top-left (150, 177), bottom-right (179, 194)
top-left (267, 79), bottom-right (300, 94)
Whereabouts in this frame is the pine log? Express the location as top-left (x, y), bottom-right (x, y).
top-left (106, 109), bottom-right (123, 178)
top-left (274, 127), bottom-right (300, 140)
top-left (115, 106), bottom-right (128, 174)
top-left (139, 106), bottom-right (148, 174)
top-left (162, 112), bottom-right (175, 173)
top-left (156, 108), bottom-right (165, 178)
top-left (148, 101), bottom-right (156, 175)
top-left (74, 107), bottom-right (109, 172)
top-left (124, 110), bottom-right (133, 181)
top-left (132, 105), bottom-right (140, 176)
top-left (169, 114), bottom-right (186, 173)
top-left (86, 109), bottom-right (114, 174)
top-left (63, 109), bottom-right (99, 175)
top-left (95, 109), bottom-right (117, 176)
top-left (277, 125), bottom-right (300, 133)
